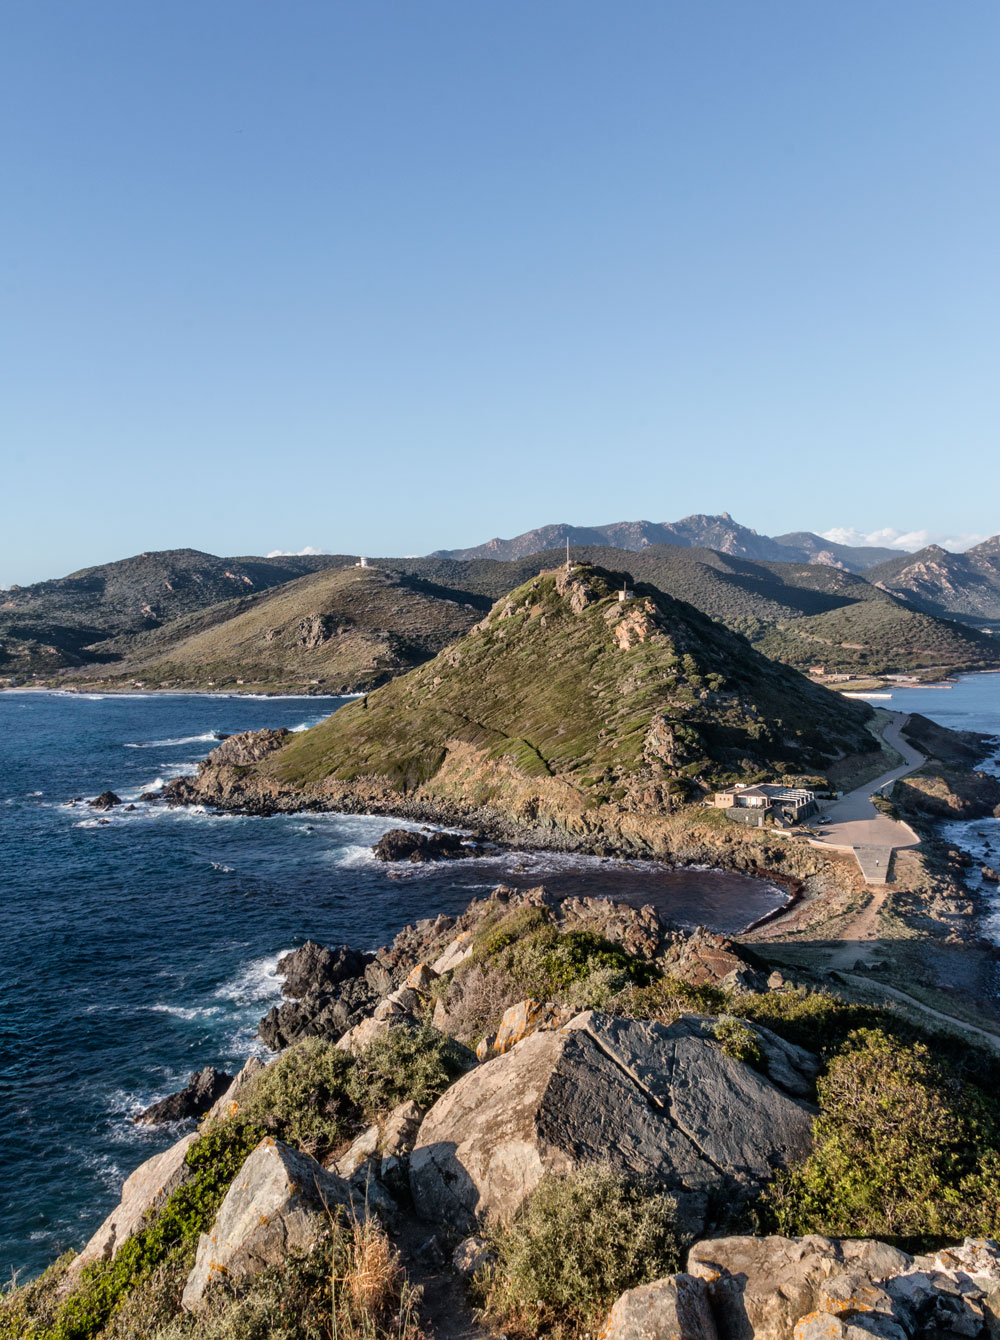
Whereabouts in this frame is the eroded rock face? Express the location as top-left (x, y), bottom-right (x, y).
top-left (199, 728), bottom-right (291, 768)
top-left (602, 1274), bottom-right (718, 1340)
top-left (278, 941), bottom-right (367, 999)
top-left (662, 927), bottom-right (767, 991)
top-left (181, 1138), bottom-right (358, 1312)
top-left (69, 1132), bottom-right (198, 1275)
top-left (409, 1011), bottom-right (814, 1238)
top-left (686, 1236), bottom-right (913, 1340)
top-left (135, 1067), bottom-right (234, 1126)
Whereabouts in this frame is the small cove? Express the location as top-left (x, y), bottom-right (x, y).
top-left (1, 690), bottom-right (785, 1279)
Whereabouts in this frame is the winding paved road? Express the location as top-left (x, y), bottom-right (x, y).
top-left (811, 712), bottom-right (925, 881)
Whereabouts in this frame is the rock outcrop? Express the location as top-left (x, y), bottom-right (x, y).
top-left (181, 1138), bottom-right (358, 1312)
top-left (258, 941), bottom-right (375, 1050)
top-left (655, 1233), bottom-right (1000, 1340)
top-left (602, 1274), bottom-right (719, 1340)
top-left (88, 790), bottom-right (122, 810)
top-left (135, 1067), bottom-right (234, 1126)
top-left (409, 1011), bottom-right (814, 1238)
top-left (69, 1132), bottom-right (198, 1276)
top-left (371, 828), bottom-right (476, 862)
top-left (277, 940), bottom-right (367, 999)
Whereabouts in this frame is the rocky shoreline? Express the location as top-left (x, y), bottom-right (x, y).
top-left (12, 880), bottom-right (1000, 1340)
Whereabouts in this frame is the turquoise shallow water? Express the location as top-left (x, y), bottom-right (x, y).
top-left (0, 691), bottom-right (790, 1279)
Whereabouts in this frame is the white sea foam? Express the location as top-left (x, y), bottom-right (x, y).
top-left (125, 732), bottom-right (220, 748)
top-left (150, 1002), bottom-right (223, 1022)
top-left (209, 860), bottom-right (235, 872)
top-left (213, 949), bottom-right (293, 1007)
top-left (330, 843), bottom-right (378, 869)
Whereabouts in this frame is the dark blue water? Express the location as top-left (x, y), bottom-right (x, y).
top-left (1, 691), bottom-right (792, 1279)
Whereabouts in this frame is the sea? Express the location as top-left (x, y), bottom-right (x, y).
top-left (2, 689), bottom-right (789, 1281)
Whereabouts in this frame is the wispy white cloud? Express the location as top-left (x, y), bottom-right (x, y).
top-left (820, 527), bottom-right (986, 554)
top-left (266, 545), bottom-right (327, 557)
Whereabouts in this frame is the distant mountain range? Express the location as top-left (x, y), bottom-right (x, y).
top-left (3, 515), bottom-right (998, 691)
top-left (430, 513), bottom-right (904, 572)
top-left (866, 539), bottom-right (1000, 628)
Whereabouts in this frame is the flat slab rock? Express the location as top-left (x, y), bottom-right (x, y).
top-left (409, 1010), bottom-right (814, 1239)
top-left (182, 1137), bottom-right (358, 1312)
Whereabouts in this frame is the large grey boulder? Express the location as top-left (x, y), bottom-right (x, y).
top-left (409, 1011), bottom-right (814, 1238)
top-left (602, 1274), bottom-right (719, 1340)
top-left (686, 1236), bottom-right (913, 1340)
top-left (181, 1137), bottom-right (358, 1312)
top-left (69, 1132), bottom-right (198, 1275)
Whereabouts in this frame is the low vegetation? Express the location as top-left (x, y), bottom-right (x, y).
top-left (260, 566), bottom-right (877, 807)
top-left (438, 904), bottom-right (656, 1043)
top-left (766, 1028), bottom-right (1000, 1248)
top-left (479, 1166), bottom-right (681, 1340)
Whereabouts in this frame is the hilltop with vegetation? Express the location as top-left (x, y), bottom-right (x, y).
top-left (173, 564), bottom-right (879, 844)
top-left (867, 536), bottom-right (1000, 629)
top-left (5, 526), bottom-right (998, 691)
top-left (69, 566), bottom-right (488, 695)
top-left (0, 548), bottom-right (349, 675)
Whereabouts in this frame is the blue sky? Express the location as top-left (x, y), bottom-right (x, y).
top-left (2, 2), bottom-right (998, 585)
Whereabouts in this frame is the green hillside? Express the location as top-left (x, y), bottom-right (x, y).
top-left (82, 566), bottom-right (487, 694)
top-left (254, 565), bottom-right (876, 817)
top-left (0, 548), bottom-right (352, 673)
top-left (755, 602), bottom-right (1000, 676)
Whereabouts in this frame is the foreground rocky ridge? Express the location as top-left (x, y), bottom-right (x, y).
top-left (11, 885), bottom-right (1000, 1340)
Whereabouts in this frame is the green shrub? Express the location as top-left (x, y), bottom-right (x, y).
top-left (5, 1118), bottom-right (265, 1340)
top-left (241, 1037), bottom-right (356, 1156)
top-left (713, 1016), bottom-right (764, 1069)
top-left (765, 1027), bottom-right (1000, 1248)
top-left (481, 1166), bottom-right (682, 1338)
top-left (346, 1022), bottom-right (470, 1118)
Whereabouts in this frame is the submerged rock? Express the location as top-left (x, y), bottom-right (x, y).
top-left (135, 1067), bottom-right (234, 1126)
top-left (88, 790), bottom-right (122, 810)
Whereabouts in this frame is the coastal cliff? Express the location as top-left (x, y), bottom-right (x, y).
top-left (7, 885), bottom-right (1000, 1340)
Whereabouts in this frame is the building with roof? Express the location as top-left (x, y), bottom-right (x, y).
top-left (712, 782), bottom-right (816, 827)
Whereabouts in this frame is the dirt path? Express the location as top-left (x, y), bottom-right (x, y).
top-left (825, 888), bottom-right (889, 970)
top-left (394, 1218), bottom-right (490, 1340)
top-left (835, 972), bottom-right (1000, 1055)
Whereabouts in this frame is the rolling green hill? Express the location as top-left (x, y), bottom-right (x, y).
top-left (76, 566), bottom-right (488, 694)
top-left (238, 565), bottom-right (877, 824)
top-left (384, 547), bottom-right (1000, 679)
top-left (0, 548), bottom-right (352, 674)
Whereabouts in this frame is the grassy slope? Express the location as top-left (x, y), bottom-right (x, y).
top-left (261, 565), bottom-right (876, 805)
top-left (91, 566), bottom-right (487, 694)
top-left (0, 548), bottom-right (354, 671)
